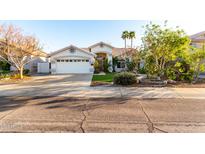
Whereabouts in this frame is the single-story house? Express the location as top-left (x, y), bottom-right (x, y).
top-left (38, 41), bottom-right (137, 74)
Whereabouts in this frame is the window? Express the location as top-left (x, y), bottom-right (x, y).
top-left (65, 60), bottom-right (69, 62)
top-left (86, 60), bottom-right (89, 62)
top-left (77, 60), bottom-right (81, 62)
top-left (117, 61), bottom-right (125, 68)
top-left (74, 60), bottom-right (77, 62)
top-left (57, 60), bottom-right (60, 62)
top-left (70, 60), bottom-right (73, 62)
top-left (82, 60), bottom-right (85, 62)
top-left (61, 60), bottom-right (64, 62)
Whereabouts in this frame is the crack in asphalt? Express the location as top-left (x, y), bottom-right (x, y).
top-left (139, 101), bottom-right (168, 133)
top-left (139, 102), bottom-right (154, 133)
top-left (154, 126), bottom-right (168, 133)
top-left (79, 100), bottom-right (90, 133)
top-left (80, 109), bottom-right (87, 133)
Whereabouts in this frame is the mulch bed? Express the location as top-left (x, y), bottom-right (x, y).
top-left (0, 76), bottom-right (32, 85)
top-left (91, 81), bottom-right (113, 87)
top-left (166, 82), bottom-right (205, 88)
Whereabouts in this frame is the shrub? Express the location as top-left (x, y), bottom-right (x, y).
top-left (0, 61), bottom-right (10, 70)
top-left (138, 67), bottom-right (146, 74)
top-left (0, 73), bottom-right (11, 79)
top-left (94, 60), bottom-right (100, 73)
top-left (23, 69), bottom-right (30, 75)
top-left (113, 72), bottom-right (137, 85)
top-left (103, 58), bottom-right (109, 73)
top-left (127, 61), bottom-right (137, 72)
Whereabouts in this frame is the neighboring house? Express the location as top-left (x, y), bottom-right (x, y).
top-left (190, 31), bottom-right (205, 49)
top-left (10, 50), bottom-right (47, 73)
top-left (44, 42), bottom-right (137, 74)
top-left (190, 31), bottom-right (205, 75)
top-left (0, 40), bottom-right (48, 73)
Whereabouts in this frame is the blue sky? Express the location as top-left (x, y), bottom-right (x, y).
top-left (0, 20), bottom-right (204, 53)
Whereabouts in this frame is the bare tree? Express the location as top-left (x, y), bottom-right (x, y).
top-left (0, 24), bottom-right (41, 79)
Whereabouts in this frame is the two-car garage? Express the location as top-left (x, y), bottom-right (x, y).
top-left (48, 45), bottom-right (96, 74)
top-left (55, 58), bottom-right (92, 74)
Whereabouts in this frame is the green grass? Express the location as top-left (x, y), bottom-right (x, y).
top-left (92, 73), bottom-right (116, 82)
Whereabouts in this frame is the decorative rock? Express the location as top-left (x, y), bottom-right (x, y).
top-left (167, 79), bottom-right (177, 84)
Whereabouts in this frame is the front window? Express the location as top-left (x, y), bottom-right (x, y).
top-left (117, 60), bottom-right (125, 68)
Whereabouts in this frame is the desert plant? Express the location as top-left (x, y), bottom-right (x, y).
top-left (129, 31), bottom-right (136, 48)
top-left (113, 72), bottom-right (137, 85)
top-left (103, 58), bottom-right (110, 73)
top-left (121, 31), bottom-right (129, 48)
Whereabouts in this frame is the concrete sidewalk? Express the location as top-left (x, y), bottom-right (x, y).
top-left (1, 83), bottom-right (205, 99)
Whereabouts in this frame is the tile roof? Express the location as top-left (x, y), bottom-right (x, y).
top-left (190, 31), bottom-right (205, 43)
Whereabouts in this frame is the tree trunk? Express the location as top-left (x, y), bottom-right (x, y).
top-left (19, 67), bottom-right (24, 79)
top-left (131, 39), bottom-right (133, 49)
top-left (125, 39), bottom-right (126, 49)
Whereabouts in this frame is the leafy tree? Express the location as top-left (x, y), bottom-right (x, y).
top-left (141, 22), bottom-right (191, 78)
top-left (121, 31), bottom-right (129, 48)
top-left (126, 50), bottom-right (140, 72)
top-left (0, 24), bottom-right (42, 79)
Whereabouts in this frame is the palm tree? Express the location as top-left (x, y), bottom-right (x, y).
top-left (129, 31), bottom-right (136, 49)
top-left (121, 31), bottom-right (129, 48)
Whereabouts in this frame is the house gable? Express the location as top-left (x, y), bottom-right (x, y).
top-left (88, 42), bottom-right (114, 54)
top-left (49, 45), bottom-right (95, 59)
top-left (190, 31), bottom-right (205, 43)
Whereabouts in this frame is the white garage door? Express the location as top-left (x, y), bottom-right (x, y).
top-left (56, 59), bottom-right (92, 74)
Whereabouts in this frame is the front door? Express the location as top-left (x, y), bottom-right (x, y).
top-left (96, 53), bottom-right (107, 72)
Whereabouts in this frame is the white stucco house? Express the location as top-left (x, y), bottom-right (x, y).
top-left (38, 41), bottom-right (136, 74)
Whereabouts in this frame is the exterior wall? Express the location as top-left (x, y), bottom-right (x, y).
top-left (90, 45), bottom-right (112, 54)
top-left (38, 62), bottom-right (49, 73)
top-left (191, 42), bottom-right (204, 49)
top-left (114, 66), bottom-right (127, 72)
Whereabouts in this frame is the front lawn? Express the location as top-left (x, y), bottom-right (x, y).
top-left (92, 73), bottom-right (116, 83)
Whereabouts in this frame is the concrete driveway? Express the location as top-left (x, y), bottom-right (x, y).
top-left (0, 74), bottom-right (93, 97)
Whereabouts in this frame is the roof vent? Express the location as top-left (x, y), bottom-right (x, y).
top-left (70, 47), bottom-right (75, 53)
top-left (100, 42), bottom-right (104, 47)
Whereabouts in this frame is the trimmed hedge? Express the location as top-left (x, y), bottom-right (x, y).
top-left (113, 72), bottom-right (137, 85)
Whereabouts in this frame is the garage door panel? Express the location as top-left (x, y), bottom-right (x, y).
top-left (56, 60), bottom-right (91, 74)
